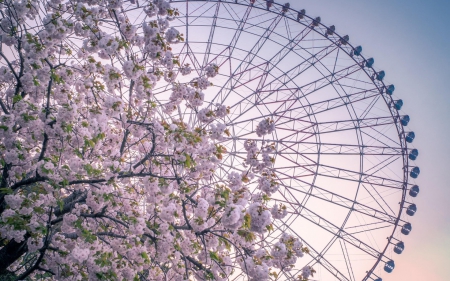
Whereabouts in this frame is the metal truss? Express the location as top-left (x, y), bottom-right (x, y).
top-left (155, 1), bottom-right (417, 280)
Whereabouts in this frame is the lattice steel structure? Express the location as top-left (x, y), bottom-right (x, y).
top-left (132, 0), bottom-right (419, 280)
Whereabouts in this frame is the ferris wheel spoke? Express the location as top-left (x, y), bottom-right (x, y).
top-left (361, 126), bottom-right (403, 149)
top-left (202, 3), bottom-right (254, 68)
top-left (230, 15), bottom-right (315, 87)
top-left (185, 43), bottom-right (203, 77)
top-left (279, 116), bottom-right (399, 136)
top-left (266, 177), bottom-right (385, 260)
top-left (227, 147), bottom-right (403, 157)
top-left (277, 144), bottom-right (403, 157)
top-left (290, 206), bottom-right (381, 259)
top-left (223, 38), bottom-right (352, 121)
top-left (210, 12), bottom-right (284, 103)
top-left (274, 220), bottom-right (352, 281)
top-left (344, 222), bottom-right (392, 236)
top-left (199, 2), bottom-right (221, 72)
top-left (249, 87), bottom-right (380, 122)
top-left (271, 162), bottom-right (404, 194)
top-left (197, 4), bottom-right (254, 68)
top-left (225, 115), bottom-right (398, 143)
top-left (259, 38), bottom-right (340, 89)
top-left (226, 61), bottom-right (361, 125)
top-left (222, 137), bottom-right (406, 156)
top-left (272, 179), bottom-right (399, 225)
top-left (300, 163), bottom-right (405, 190)
top-left (227, 73), bottom-right (371, 125)
top-left (223, 2), bottom-right (253, 56)
top-left (269, 63), bottom-right (363, 111)
top-left (339, 239), bottom-right (357, 281)
top-left (222, 42), bottom-right (338, 113)
top-left (273, 176), bottom-right (398, 228)
top-left (185, 1), bottom-right (219, 25)
top-left (229, 11), bottom-right (283, 73)
top-left (364, 154), bottom-right (400, 175)
top-left (359, 182), bottom-right (397, 217)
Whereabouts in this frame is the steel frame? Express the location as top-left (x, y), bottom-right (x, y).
top-left (158, 1), bottom-right (414, 280)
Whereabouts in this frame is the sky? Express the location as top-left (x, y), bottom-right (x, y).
top-left (286, 0), bottom-right (450, 280)
top-left (2, 0), bottom-right (447, 280)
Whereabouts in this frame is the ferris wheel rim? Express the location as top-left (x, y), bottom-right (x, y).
top-left (149, 1), bottom-right (413, 279)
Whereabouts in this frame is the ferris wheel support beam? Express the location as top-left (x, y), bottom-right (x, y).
top-left (274, 184), bottom-right (390, 259)
top-left (239, 163), bottom-right (387, 263)
top-left (211, 12), bottom-right (284, 103)
top-left (182, 2), bottom-right (256, 70)
top-left (185, 43), bottom-right (203, 76)
top-left (321, 164), bottom-right (405, 189)
top-left (272, 182), bottom-right (400, 225)
top-left (291, 163), bottom-right (405, 190)
top-left (264, 115), bottom-right (400, 137)
top-left (226, 57), bottom-right (357, 125)
top-left (276, 153), bottom-right (401, 216)
top-left (272, 162), bottom-right (403, 214)
top-left (216, 158), bottom-right (402, 225)
top-left (224, 4), bottom-right (254, 63)
top-left (225, 13), bottom-right (316, 95)
top-left (290, 204), bottom-right (382, 259)
top-left (340, 239), bottom-right (357, 281)
top-left (227, 56), bottom-right (360, 126)
top-left (228, 148), bottom-right (404, 157)
top-left (229, 114), bottom-right (398, 147)
top-left (224, 138), bottom-right (407, 156)
top-left (201, 2), bottom-right (221, 74)
top-left (275, 140), bottom-right (401, 158)
top-left (255, 87), bottom-right (381, 121)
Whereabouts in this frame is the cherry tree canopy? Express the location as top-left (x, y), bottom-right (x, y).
top-left (0, 0), bottom-right (314, 280)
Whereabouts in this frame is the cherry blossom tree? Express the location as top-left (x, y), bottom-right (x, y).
top-left (0, 0), bottom-right (315, 280)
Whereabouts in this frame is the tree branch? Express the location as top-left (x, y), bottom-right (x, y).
top-left (15, 208), bottom-right (53, 280)
top-left (0, 234), bottom-right (29, 274)
top-left (0, 98), bottom-right (9, 114)
top-left (119, 129), bottom-right (130, 156)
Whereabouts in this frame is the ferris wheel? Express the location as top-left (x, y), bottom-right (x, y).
top-left (146, 0), bottom-right (420, 280)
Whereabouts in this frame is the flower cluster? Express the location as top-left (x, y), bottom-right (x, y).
top-left (256, 118), bottom-right (276, 137)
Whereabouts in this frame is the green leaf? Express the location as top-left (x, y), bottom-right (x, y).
top-left (12, 95), bottom-right (22, 104)
top-left (243, 213), bottom-right (251, 229)
top-left (81, 228), bottom-right (97, 243)
top-left (60, 178), bottom-right (69, 187)
top-left (219, 237), bottom-right (231, 251)
top-left (185, 154), bottom-right (192, 168)
top-left (237, 229), bottom-right (256, 242)
top-left (0, 188), bottom-right (13, 194)
top-left (51, 70), bottom-right (64, 84)
top-left (141, 252), bottom-right (150, 263)
top-left (221, 188), bottom-right (230, 201)
top-left (57, 199), bottom-right (64, 211)
top-left (209, 251), bottom-right (223, 263)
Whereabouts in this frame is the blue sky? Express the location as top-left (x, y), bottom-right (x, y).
top-left (286, 0), bottom-right (450, 280)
